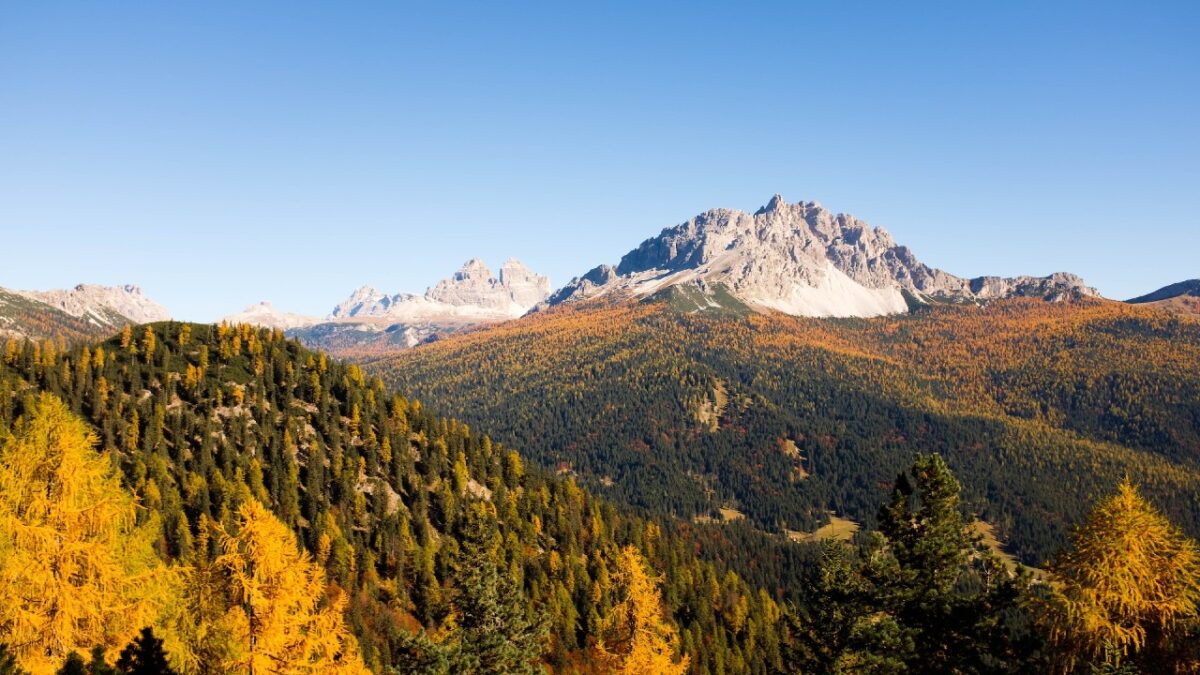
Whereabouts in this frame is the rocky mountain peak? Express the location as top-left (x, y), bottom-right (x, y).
top-left (548, 195), bottom-right (1098, 317)
top-left (329, 259), bottom-right (551, 323)
top-left (17, 283), bottom-right (171, 325)
top-left (222, 301), bottom-right (320, 330)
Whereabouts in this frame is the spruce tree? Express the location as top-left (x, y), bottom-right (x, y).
top-left (447, 507), bottom-right (546, 674)
top-left (115, 628), bottom-right (176, 675)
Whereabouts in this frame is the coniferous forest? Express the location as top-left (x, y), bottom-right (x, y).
top-left (0, 316), bottom-right (1198, 673)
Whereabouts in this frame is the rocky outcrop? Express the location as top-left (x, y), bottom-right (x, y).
top-left (329, 259), bottom-right (550, 323)
top-left (547, 195), bottom-right (1097, 317)
top-left (16, 284), bottom-right (171, 326)
top-left (222, 301), bottom-right (321, 330)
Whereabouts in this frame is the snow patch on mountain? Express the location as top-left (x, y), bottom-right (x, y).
top-left (16, 284), bottom-right (170, 326)
top-left (328, 258), bottom-right (550, 324)
top-left (547, 195), bottom-right (1097, 318)
top-left (222, 301), bottom-right (321, 330)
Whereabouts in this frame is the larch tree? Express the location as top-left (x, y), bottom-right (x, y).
top-left (0, 393), bottom-right (171, 674)
top-left (1044, 479), bottom-right (1200, 672)
top-left (594, 546), bottom-right (689, 675)
top-left (207, 499), bottom-right (369, 674)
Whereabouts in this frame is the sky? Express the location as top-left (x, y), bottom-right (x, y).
top-left (1, 1), bottom-right (1196, 321)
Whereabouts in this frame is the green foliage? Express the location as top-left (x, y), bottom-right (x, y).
top-left (53, 654), bottom-right (85, 675)
top-left (443, 508), bottom-right (546, 674)
top-left (0, 322), bottom-right (784, 673)
top-left (115, 628), bottom-right (176, 675)
top-left (787, 455), bottom-right (1039, 674)
top-left (377, 300), bottom-right (1200, 570)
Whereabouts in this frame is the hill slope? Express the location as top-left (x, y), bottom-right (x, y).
top-left (0, 322), bottom-right (785, 673)
top-left (1127, 279), bottom-right (1200, 303)
top-left (373, 297), bottom-right (1200, 564)
top-left (0, 284), bottom-right (169, 341)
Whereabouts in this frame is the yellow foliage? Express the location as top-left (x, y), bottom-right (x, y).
top-left (209, 499), bottom-right (368, 674)
top-left (0, 393), bottom-right (172, 673)
top-left (1044, 479), bottom-right (1200, 670)
top-left (594, 546), bottom-right (689, 675)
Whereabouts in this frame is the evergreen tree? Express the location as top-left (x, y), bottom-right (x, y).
top-left (54, 654), bottom-right (85, 675)
top-left (789, 454), bottom-right (1033, 674)
top-left (446, 507), bottom-right (546, 674)
top-left (87, 647), bottom-right (116, 675)
top-left (115, 628), bottom-right (176, 675)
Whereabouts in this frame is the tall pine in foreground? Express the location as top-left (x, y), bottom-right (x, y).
top-left (788, 454), bottom-right (1034, 674)
top-left (1042, 479), bottom-right (1200, 673)
top-left (390, 505), bottom-right (546, 674)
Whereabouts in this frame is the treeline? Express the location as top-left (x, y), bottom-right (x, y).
top-left (0, 323), bottom-right (781, 673)
top-left (377, 299), bottom-right (1200, 566)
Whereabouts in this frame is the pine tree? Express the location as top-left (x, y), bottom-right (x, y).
top-left (1043, 479), bottom-right (1200, 672)
top-left (115, 628), bottom-right (176, 675)
top-left (444, 507), bottom-right (546, 674)
top-left (594, 546), bottom-right (689, 675)
top-left (0, 394), bottom-right (172, 673)
top-left (53, 654), bottom-right (85, 675)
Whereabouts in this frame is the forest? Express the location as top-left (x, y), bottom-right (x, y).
top-left (376, 297), bottom-right (1200, 566)
top-left (0, 319), bottom-right (1198, 673)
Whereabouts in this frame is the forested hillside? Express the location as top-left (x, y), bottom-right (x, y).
top-left (374, 297), bottom-right (1200, 565)
top-left (0, 323), bottom-right (784, 673)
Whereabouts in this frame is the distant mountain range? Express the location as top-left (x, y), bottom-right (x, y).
top-left (2, 197), bottom-right (1191, 350)
top-left (0, 284), bottom-right (169, 341)
top-left (1127, 279), bottom-right (1200, 304)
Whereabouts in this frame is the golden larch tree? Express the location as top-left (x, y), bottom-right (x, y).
top-left (594, 546), bottom-right (689, 675)
top-left (0, 393), bottom-right (171, 673)
top-left (1045, 479), bottom-right (1200, 671)
top-left (210, 498), bottom-right (368, 674)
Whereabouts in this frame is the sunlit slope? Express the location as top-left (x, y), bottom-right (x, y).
top-left (373, 298), bottom-right (1200, 564)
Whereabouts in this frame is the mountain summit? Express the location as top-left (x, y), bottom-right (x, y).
top-left (548, 195), bottom-right (1097, 317)
top-left (329, 258), bottom-right (551, 323)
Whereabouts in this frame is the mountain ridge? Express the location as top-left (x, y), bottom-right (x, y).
top-left (547, 195), bottom-right (1097, 318)
top-left (1, 283), bottom-right (170, 340)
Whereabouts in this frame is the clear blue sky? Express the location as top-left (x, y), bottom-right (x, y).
top-left (1, 2), bottom-right (1196, 321)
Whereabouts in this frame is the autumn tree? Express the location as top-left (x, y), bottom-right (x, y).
top-left (179, 498), bottom-right (368, 674)
top-left (0, 393), bottom-right (171, 673)
top-left (594, 546), bottom-right (689, 675)
top-left (1043, 479), bottom-right (1200, 672)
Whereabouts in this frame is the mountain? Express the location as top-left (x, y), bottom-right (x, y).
top-left (0, 321), bottom-right (785, 673)
top-left (0, 283), bottom-right (169, 340)
top-left (1127, 279), bottom-right (1200, 303)
top-left (329, 258), bottom-right (550, 323)
top-left (548, 195), bottom-right (1097, 317)
top-left (221, 300), bottom-right (321, 330)
top-left (374, 297), bottom-right (1200, 566)
top-left (285, 258), bottom-right (550, 359)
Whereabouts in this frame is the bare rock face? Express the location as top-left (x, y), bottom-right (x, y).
top-left (547, 195), bottom-right (1097, 317)
top-left (328, 259), bottom-right (551, 324)
top-left (222, 301), bottom-right (321, 330)
top-left (17, 283), bottom-right (171, 326)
